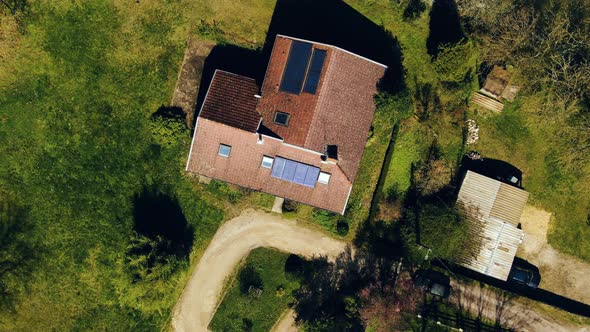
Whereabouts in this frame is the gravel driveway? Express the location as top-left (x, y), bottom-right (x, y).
top-left (171, 209), bottom-right (346, 332)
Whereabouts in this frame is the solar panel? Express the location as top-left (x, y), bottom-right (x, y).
top-left (271, 157), bottom-right (320, 188)
top-left (271, 157), bottom-right (286, 178)
top-left (303, 167), bottom-right (320, 187)
top-left (282, 160), bottom-right (298, 181)
top-left (303, 49), bottom-right (327, 94)
top-left (293, 163), bottom-right (309, 185)
top-left (279, 41), bottom-right (312, 94)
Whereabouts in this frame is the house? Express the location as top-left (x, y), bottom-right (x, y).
top-left (455, 170), bottom-right (529, 281)
top-left (471, 66), bottom-right (520, 113)
top-left (186, 35), bottom-right (387, 214)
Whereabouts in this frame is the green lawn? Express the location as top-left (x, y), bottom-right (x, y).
top-left (209, 248), bottom-right (300, 332)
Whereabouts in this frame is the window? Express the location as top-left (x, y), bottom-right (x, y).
top-left (318, 172), bottom-right (331, 184)
top-left (261, 156), bottom-right (274, 168)
top-left (218, 144), bottom-right (231, 157)
top-left (274, 112), bottom-right (290, 126)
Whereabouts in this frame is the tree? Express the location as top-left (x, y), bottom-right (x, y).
top-left (149, 106), bottom-right (189, 147)
top-left (292, 247), bottom-right (420, 331)
top-left (413, 141), bottom-right (452, 196)
top-left (359, 273), bottom-right (420, 332)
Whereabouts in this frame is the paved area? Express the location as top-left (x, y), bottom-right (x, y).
top-left (171, 209), bottom-right (346, 332)
top-left (272, 197), bottom-right (284, 213)
top-left (171, 37), bottom-right (215, 127)
top-left (518, 205), bottom-right (590, 305)
top-left (271, 309), bottom-right (298, 332)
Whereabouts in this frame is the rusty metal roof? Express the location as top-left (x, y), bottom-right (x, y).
top-left (455, 171), bottom-right (529, 281)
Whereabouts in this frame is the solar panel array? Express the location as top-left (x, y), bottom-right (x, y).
top-left (303, 49), bottom-right (327, 94)
top-left (279, 41), bottom-right (312, 94)
top-left (271, 157), bottom-right (320, 188)
top-left (279, 41), bottom-right (327, 95)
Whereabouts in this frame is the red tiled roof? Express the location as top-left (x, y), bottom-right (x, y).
top-left (187, 118), bottom-right (352, 214)
top-left (188, 36), bottom-right (387, 213)
top-left (199, 70), bottom-right (260, 133)
top-left (257, 36), bottom-right (386, 181)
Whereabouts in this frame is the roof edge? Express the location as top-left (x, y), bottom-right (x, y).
top-left (276, 34), bottom-right (388, 69)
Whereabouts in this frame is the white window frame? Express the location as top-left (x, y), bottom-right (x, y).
top-left (318, 172), bottom-right (331, 184)
top-left (218, 144), bottom-right (231, 157)
top-left (261, 156), bottom-right (274, 168)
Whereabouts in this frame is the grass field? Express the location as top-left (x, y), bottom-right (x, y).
top-left (209, 248), bottom-right (299, 332)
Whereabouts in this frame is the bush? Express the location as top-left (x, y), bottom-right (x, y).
top-left (336, 220), bottom-right (349, 236)
top-left (403, 0), bottom-right (426, 20)
top-left (238, 264), bottom-right (263, 295)
top-left (282, 199), bottom-right (299, 213)
top-left (149, 106), bottom-right (188, 146)
top-left (311, 209), bottom-right (337, 224)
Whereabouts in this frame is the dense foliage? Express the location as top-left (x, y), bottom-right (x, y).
top-left (292, 247), bottom-right (420, 331)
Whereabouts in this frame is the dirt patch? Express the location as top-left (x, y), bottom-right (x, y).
top-left (171, 36), bottom-right (215, 127)
top-left (271, 309), bottom-right (298, 332)
top-left (519, 205), bottom-right (590, 305)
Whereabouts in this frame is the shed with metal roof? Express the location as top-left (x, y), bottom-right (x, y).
top-left (455, 171), bottom-right (529, 281)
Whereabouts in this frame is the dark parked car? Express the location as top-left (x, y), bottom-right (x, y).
top-left (414, 269), bottom-right (451, 299)
top-left (508, 259), bottom-right (541, 288)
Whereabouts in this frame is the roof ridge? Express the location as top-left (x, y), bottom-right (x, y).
top-left (214, 69), bottom-right (258, 82)
top-left (277, 34), bottom-right (388, 69)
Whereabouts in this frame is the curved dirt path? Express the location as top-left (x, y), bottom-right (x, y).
top-left (171, 209), bottom-right (346, 332)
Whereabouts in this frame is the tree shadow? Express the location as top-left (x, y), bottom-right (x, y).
top-left (426, 0), bottom-right (465, 57)
top-left (131, 188), bottom-right (193, 260)
top-left (0, 196), bottom-right (39, 312)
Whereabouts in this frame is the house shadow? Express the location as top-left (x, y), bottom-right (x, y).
top-left (193, 0), bottom-right (405, 125)
top-left (193, 44), bottom-right (266, 127)
top-left (262, 0), bottom-right (404, 93)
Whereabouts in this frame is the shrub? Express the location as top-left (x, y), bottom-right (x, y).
top-left (238, 264), bottom-right (262, 295)
top-left (403, 0), bottom-right (426, 20)
top-left (336, 220), bottom-right (349, 236)
top-left (282, 199), bottom-right (299, 213)
top-left (311, 209), bottom-right (337, 224)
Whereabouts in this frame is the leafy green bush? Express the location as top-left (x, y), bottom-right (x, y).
top-left (433, 41), bottom-right (476, 84)
top-left (282, 199), bottom-right (299, 213)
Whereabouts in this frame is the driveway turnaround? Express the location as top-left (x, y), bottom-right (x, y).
top-left (171, 209), bottom-right (346, 332)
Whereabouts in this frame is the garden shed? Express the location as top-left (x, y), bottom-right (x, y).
top-left (455, 171), bottom-right (529, 281)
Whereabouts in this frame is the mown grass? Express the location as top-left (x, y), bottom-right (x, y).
top-left (209, 248), bottom-right (299, 332)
